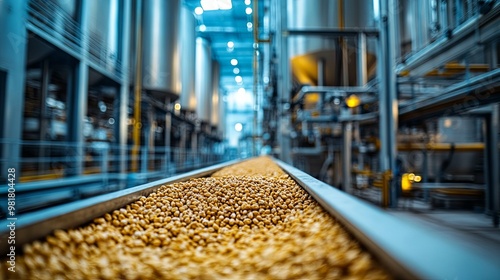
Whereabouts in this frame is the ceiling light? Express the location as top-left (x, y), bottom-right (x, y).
top-left (194, 7), bottom-right (204, 15)
top-left (245, 7), bottom-right (252, 14)
top-left (174, 103), bottom-right (181, 111)
top-left (234, 123), bottom-right (243, 132)
top-left (245, 0), bottom-right (251, 5)
top-left (233, 67), bottom-right (240, 74)
top-left (235, 76), bottom-right (242, 83)
top-left (200, 0), bottom-right (232, 11)
top-left (199, 24), bottom-right (207, 32)
top-left (227, 41), bottom-right (234, 48)
top-left (230, 59), bottom-right (238, 66)
top-left (238, 87), bottom-right (246, 94)
top-left (247, 22), bottom-right (253, 29)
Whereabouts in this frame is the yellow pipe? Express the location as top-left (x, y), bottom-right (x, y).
top-left (397, 142), bottom-right (484, 152)
top-left (131, 0), bottom-right (143, 172)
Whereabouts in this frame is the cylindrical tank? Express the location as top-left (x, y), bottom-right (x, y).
top-left (287, 0), bottom-right (338, 58)
top-left (287, 0), bottom-right (376, 87)
top-left (195, 37), bottom-right (212, 122)
top-left (179, 6), bottom-right (197, 111)
top-left (86, 0), bottom-right (120, 72)
top-left (211, 61), bottom-right (220, 128)
top-left (141, 0), bottom-right (181, 96)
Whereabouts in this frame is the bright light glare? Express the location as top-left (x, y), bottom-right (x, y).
top-left (245, 7), bottom-right (252, 14)
top-left (227, 41), bottom-right (234, 48)
top-left (247, 22), bottom-right (253, 29)
top-left (245, 0), bottom-right (251, 5)
top-left (200, 0), bottom-right (232, 11)
top-left (234, 123), bottom-right (243, 132)
top-left (235, 76), bottom-right (243, 83)
top-left (199, 24), bottom-right (207, 32)
top-left (174, 103), bottom-right (181, 111)
top-left (218, 0), bottom-right (232, 10)
top-left (194, 7), bottom-right (204, 15)
top-left (200, 0), bottom-right (218, 10)
top-left (230, 59), bottom-right (238, 66)
top-left (233, 68), bottom-right (240, 74)
top-left (237, 87), bottom-right (246, 94)
top-left (346, 94), bottom-right (361, 108)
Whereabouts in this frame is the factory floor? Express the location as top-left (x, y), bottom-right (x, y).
top-left (356, 188), bottom-right (500, 263)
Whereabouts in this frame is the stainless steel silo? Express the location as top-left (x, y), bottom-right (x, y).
top-left (141, 0), bottom-right (181, 96)
top-left (86, 0), bottom-right (120, 72)
top-left (287, 0), bottom-right (376, 87)
top-left (195, 37), bottom-right (213, 122)
top-left (179, 6), bottom-right (197, 111)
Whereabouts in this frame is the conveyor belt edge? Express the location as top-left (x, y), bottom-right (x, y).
top-left (0, 159), bottom-right (242, 255)
top-left (274, 159), bottom-right (500, 280)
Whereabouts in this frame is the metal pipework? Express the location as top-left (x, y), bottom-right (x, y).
top-left (292, 85), bottom-right (377, 104)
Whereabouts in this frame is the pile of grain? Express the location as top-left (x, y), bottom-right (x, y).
top-left (8, 157), bottom-right (390, 279)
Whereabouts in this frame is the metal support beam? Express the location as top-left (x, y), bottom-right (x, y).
top-left (276, 0), bottom-right (292, 163)
top-left (0, 0), bottom-right (28, 181)
top-left (39, 59), bottom-right (50, 172)
top-left (118, 0), bottom-right (132, 176)
top-left (357, 33), bottom-right (368, 86)
top-left (67, 61), bottom-right (88, 176)
top-left (342, 122), bottom-right (353, 193)
top-left (485, 104), bottom-right (500, 227)
top-left (378, 0), bottom-right (399, 207)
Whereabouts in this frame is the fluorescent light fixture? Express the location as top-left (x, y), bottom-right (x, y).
top-left (235, 75), bottom-right (242, 83)
top-left (230, 59), bottom-right (238, 66)
top-left (194, 7), bottom-right (204, 15)
top-left (233, 67), bottom-right (240, 74)
top-left (234, 123), bottom-right (243, 132)
top-left (200, 0), bottom-right (232, 11)
top-left (227, 41), bottom-right (234, 48)
top-left (245, 7), bottom-right (252, 14)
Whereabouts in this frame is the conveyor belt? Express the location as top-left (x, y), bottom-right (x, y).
top-left (1, 157), bottom-right (499, 279)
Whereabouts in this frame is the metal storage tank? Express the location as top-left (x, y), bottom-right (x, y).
top-left (141, 0), bottom-right (181, 97)
top-left (287, 0), bottom-right (376, 87)
top-left (86, 0), bottom-right (120, 72)
top-left (195, 37), bottom-right (213, 122)
top-left (179, 6), bottom-right (197, 111)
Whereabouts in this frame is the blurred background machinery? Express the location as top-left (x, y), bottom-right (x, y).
top-left (0, 0), bottom-right (499, 226)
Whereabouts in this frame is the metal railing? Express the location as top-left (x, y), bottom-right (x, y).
top-left (27, 0), bottom-right (125, 80)
top-left (0, 139), bottom-right (239, 184)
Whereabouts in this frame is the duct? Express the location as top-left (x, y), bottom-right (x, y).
top-left (397, 4), bottom-right (500, 77)
top-left (141, 0), bottom-right (181, 97)
top-left (195, 37), bottom-right (213, 122)
top-left (179, 6), bottom-right (197, 111)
